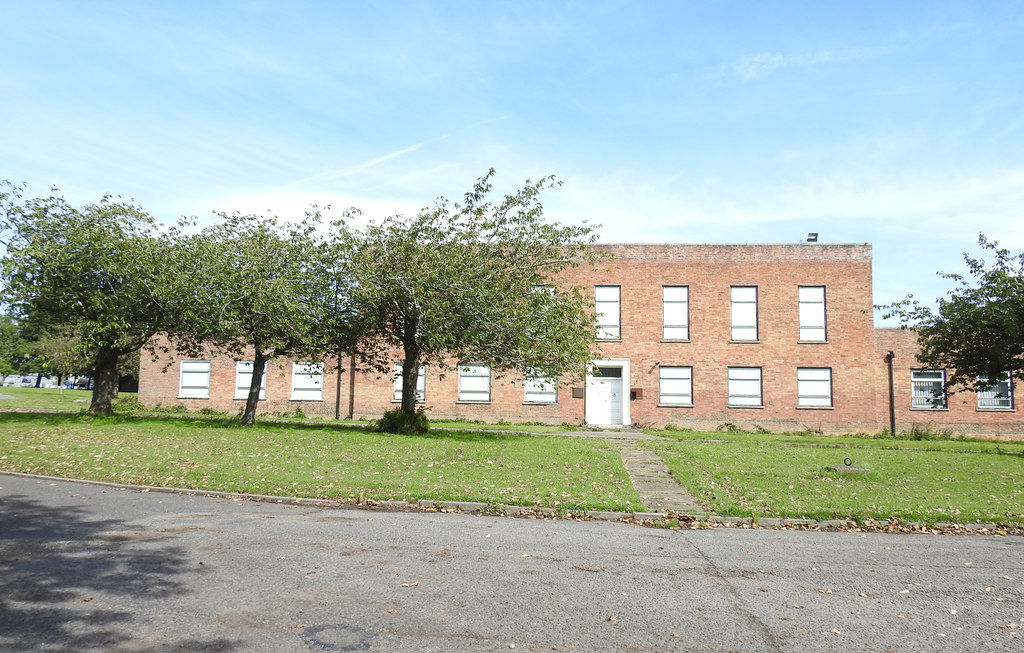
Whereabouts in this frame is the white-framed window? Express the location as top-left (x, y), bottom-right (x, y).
top-left (234, 361), bottom-right (267, 400)
top-left (798, 286), bottom-right (826, 342)
top-left (730, 286), bottom-right (758, 341)
top-left (458, 364), bottom-right (491, 402)
top-left (392, 362), bottom-right (426, 402)
top-left (663, 286), bottom-right (689, 340)
top-left (797, 367), bottom-right (832, 407)
top-left (978, 373), bottom-right (1014, 410)
top-left (524, 374), bottom-right (557, 404)
top-left (911, 369), bottom-right (946, 409)
top-left (659, 366), bottom-right (693, 406)
top-left (728, 367), bottom-right (762, 407)
top-left (595, 285), bottom-right (621, 339)
top-left (291, 362), bottom-right (324, 401)
top-left (178, 360), bottom-right (211, 399)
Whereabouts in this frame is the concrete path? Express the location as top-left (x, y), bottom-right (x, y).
top-left (572, 430), bottom-right (706, 515)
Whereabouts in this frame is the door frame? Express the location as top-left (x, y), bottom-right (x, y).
top-left (585, 358), bottom-right (631, 426)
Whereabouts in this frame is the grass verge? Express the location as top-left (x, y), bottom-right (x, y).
top-left (0, 412), bottom-right (643, 513)
top-left (645, 437), bottom-right (1024, 526)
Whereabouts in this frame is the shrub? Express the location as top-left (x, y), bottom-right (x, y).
top-left (377, 407), bottom-right (430, 434)
top-left (112, 396), bottom-right (146, 414)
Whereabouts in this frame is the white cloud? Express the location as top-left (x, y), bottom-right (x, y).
top-left (725, 47), bottom-right (887, 80)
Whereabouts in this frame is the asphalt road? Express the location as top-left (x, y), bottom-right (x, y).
top-left (1, 473), bottom-right (1022, 652)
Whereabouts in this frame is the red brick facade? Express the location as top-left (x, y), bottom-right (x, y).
top-left (137, 243), bottom-right (1022, 436)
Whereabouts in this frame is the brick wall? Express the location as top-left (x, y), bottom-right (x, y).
top-left (874, 328), bottom-right (1024, 437)
top-left (135, 243), bottom-right (1023, 436)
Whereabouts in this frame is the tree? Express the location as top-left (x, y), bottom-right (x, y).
top-left (336, 170), bottom-right (605, 432)
top-left (0, 315), bottom-right (30, 377)
top-left (0, 182), bottom-right (182, 414)
top-left (173, 212), bottom-right (358, 426)
top-left (881, 234), bottom-right (1024, 392)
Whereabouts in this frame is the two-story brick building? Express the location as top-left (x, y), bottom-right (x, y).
top-left (138, 243), bottom-right (1022, 436)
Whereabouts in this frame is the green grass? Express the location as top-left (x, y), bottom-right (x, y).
top-left (0, 386), bottom-right (95, 410)
top-left (645, 437), bottom-right (1024, 526)
top-left (0, 413), bottom-right (644, 513)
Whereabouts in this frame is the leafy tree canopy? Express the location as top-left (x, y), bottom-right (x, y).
top-left (174, 211), bottom-right (358, 425)
top-left (880, 234), bottom-right (1024, 391)
top-left (0, 182), bottom-right (182, 413)
top-left (335, 170), bottom-right (605, 427)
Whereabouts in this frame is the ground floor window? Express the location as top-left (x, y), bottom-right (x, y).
top-left (524, 374), bottom-right (557, 404)
top-left (911, 369), bottom-right (946, 409)
top-left (458, 365), bottom-right (491, 402)
top-left (977, 373), bottom-right (1013, 410)
top-left (727, 367), bottom-right (762, 407)
top-left (234, 361), bottom-right (267, 400)
top-left (178, 360), bottom-right (210, 399)
top-left (658, 366), bottom-right (693, 406)
top-left (797, 367), bottom-right (832, 407)
top-left (292, 362), bottom-right (324, 401)
top-left (392, 362), bottom-right (426, 402)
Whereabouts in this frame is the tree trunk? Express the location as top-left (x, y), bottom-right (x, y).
top-left (88, 346), bottom-right (120, 416)
top-left (400, 321), bottom-right (421, 418)
top-left (400, 355), bottom-right (420, 417)
top-left (239, 353), bottom-right (268, 426)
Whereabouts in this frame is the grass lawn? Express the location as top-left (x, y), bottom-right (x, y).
top-left (0, 412), bottom-right (644, 513)
top-left (0, 386), bottom-right (95, 410)
top-left (645, 435), bottom-right (1024, 526)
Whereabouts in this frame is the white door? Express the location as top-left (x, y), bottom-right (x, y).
top-left (586, 367), bottom-right (624, 425)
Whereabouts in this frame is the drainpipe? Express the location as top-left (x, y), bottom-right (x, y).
top-left (885, 351), bottom-right (896, 435)
top-left (334, 351), bottom-right (344, 420)
top-left (348, 354), bottom-right (356, 419)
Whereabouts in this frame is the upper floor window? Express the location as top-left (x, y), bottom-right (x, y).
top-left (662, 286), bottom-right (689, 340)
top-left (458, 364), bottom-right (491, 402)
top-left (392, 362), bottom-right (426, 402)
top-left (292, 362), bottom-right (324, 401)
top-left (659, 365), bottom-right (693, 406)
top-left (178, 360), bottom-right (210, 399)
top-left (234, 361), bottom-right (267, 400)
top-left (730, 286), bottom-right (758, 341)
top-left (727, 366), bottom-right (762, 407)
top-left (911, 369), bottom-right (946, 409)
top-left (595, 286), bottom-right (621, 339)
top-left (797, 367), bottom-right (832, 408)
top-left (524, 374), bottom-right (557, 404)
top-left (978, 373), bottom-right (1013, 410)
top-left (798, 286), bottom-right (827, 342)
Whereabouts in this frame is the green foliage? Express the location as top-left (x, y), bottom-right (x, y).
top-left (0, 182), bottom-right (183, 415)
top-left (171, 211), bottom-right (359, 426)
top-left (377, 407), bottom-right (430, 434)
top-left (336, 169), bottom-right (606, 418)
top-left (879, 234), bottom-right (1024, 391)
top-left (112, 395), bottom-right (146, 414)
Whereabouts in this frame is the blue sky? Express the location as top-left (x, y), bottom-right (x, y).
top-left (3, 1), bottom-right (1023, 323)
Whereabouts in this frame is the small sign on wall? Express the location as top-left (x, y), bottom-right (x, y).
top-left (572, 387), bottom-right (585, 399)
